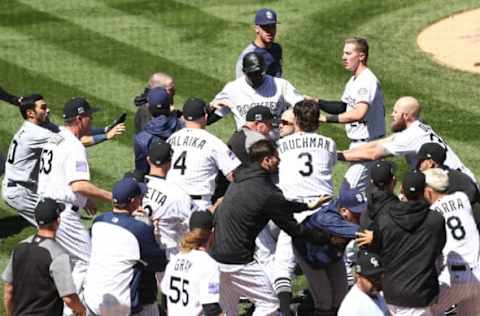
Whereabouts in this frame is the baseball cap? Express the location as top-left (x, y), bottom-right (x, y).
top-left (356, 250), bottom-right (384, 277)
top-left (183, 97), bottom-right (208, 121)
top-left (401, 170), bottom-right (426, 198)
top-left (337, 184), bottom-right (367, 214)
top-left (246, 106), bottom-right (274, 123)
top-left (416, 143), bottom-right (447, 167)
top-left (112, 177), bottom-right (148, 205)
top-left (35, 198), bottom-right (65, 226)
top-left (147, 87), bottom-right (170, 115)
top-left (255, 8), bottom-right (278, 25)
top-left (123, 169), bottom-right (146, 183)
top-left (148, 140), bottom-right (173, 166)
top-left (189, 211), bottom-right (214, 230)
top-left (63, 97), bottom-right (98, 120)
top-left (370, 160), bottom-right (395, 187)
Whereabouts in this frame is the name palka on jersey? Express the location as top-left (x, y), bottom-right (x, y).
top-left (168, 134), bottom-right (206, 149)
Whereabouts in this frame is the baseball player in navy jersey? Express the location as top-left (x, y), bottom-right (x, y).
top-left (37, 97), bottom-right (112, 316)
top-left (161, 211), bottom-right (222, 316)
top-left (211, 52), bottom-right (304, 131)
top-left (423, 168), bottom-right (480, 316)
top-left (235, 8), bottom-right (282, 79)
top-left (339, 96), bottom-right (477, 185)
top-left (319, 37), bottom-right (385, 193)
top-left (167, 98), bottom-right (241, 210)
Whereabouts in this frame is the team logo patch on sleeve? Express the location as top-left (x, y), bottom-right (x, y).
top-left (76, 161), bottom-right (88, 172)
top-left (208, 282), bottom-right (220, 294)
top-left (357, 87), bottom-right (368, 97)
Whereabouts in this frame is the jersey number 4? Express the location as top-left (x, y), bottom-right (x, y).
top-left (39, 149), bottom-right (53, 174)
top-left (173, 151), bottom-right (187, 175)
top-left (298, 152), bottom-right (313, 177)
top-left (169, 276), bottom-right (189, 306)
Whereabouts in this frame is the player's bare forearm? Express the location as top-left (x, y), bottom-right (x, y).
top-left (3, 282), bottom-right (13, 316)
top-left (322, 102), bottom-right (368, 124)
top-left (63, 294), bottom-right (86, 316)
top-left (339, 142), bottom-right (389, 162)
top-left (70, 180), bottom-right (112, 202)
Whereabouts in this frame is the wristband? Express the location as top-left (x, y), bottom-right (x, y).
top-left (93, 133), bottom-right (108, 144)
top-left (326, 114), bottom-right (339, 123)
top-left (337, 152), bottom-right (346, 161)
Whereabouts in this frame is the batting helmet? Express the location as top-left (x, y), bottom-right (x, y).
top-left (242, 52), bottom-right (266, 74)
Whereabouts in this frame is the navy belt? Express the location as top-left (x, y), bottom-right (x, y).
top-left (351, 138), bottom-right (368, 143)
top-left (451, 265), bottom-right (467, 271)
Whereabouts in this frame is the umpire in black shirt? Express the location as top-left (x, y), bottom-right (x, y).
top-left (210, 139), bottom-right (330, 315)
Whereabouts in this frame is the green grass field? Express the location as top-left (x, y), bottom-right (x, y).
top-left (1, 0), bottom-right (479, 313)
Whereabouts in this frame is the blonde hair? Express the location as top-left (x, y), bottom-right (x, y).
top-left (423, 168), bottom-right (449, 192)
top-left (180, 228), bottom-right (212, 252)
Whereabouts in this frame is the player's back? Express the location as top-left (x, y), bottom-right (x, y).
top-left (167, 128), bottom-right (239, 196)
top-left (431, 191), bottom-right (480, 267)
top-left (278, 132), bottom-right (336, 199)
top-left (4, 121), bottom-right (53, 184)
top-left (161, 250), bottom-right (220, 316)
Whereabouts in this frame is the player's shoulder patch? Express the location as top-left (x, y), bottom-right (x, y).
top-left (357, 87), bottom-right (369, 97)
top-left (75, 160), bottom-right (88, 173)
top-left (208, 282), bottom-right (220, 294)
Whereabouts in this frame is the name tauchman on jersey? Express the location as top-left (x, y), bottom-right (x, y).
top-left (278, 135), bottom-right (334, 154)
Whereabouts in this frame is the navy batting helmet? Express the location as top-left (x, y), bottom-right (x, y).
top-left (242, 52), bottom-right (266, 74)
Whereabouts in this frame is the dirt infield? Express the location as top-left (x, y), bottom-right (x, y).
top-left (417, 8), bottom-right (480, 74)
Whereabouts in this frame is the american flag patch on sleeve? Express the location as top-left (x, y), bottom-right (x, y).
top-left (76, 161), bottom-right (88, 172)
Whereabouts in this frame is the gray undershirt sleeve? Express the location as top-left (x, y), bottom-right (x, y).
top-left (50, 254), bottom-right (77, 297)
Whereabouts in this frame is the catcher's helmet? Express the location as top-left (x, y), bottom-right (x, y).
top-left (242, 52), bottom-right (266, 74)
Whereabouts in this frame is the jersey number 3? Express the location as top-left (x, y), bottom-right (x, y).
top-left (169, 276), bottom-right (189, 306)
top-left (298, 152), bottom-right (313, 177)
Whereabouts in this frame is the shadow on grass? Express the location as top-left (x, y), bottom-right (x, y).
top-left (0, 215), bottom-right (31, 240)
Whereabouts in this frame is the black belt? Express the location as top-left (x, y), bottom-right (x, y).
top-left (351, 135), bottom-right (384, 143)
top-left (7, 180), bottom-right (37, 192)
top-left (451, 264), bottom-right (467, 271)
top-left (190, 195), bottom-right (202, 200)
top-left (72, 206), bottom-right (79, 212)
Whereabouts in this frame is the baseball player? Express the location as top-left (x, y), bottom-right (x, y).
top-left (2, 94), bottom-right (53, 225)
top-left (319, 37), bottom-right (385, 192)
top-left (211, 52), bottom-right (304, 131)
top-left (424, 168), bottom-right (480, 316)
top-left (339, 96), bottom-right (477, 185)
top-left (161, 211), bottom-right (222, 316)
top-left (276, 100), bottom-right (339, 313)
top-left (278, 109), bottom-right (295, 138)
top-left (142, 140), bottom-right (196, 259)
top-left (37, 97), bottom-right (112, 315)
top-left (235, 8), bottom-right (282, 79)
top-left (167, 97), bottom-right (241, 209)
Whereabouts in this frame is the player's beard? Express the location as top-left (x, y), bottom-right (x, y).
top-left (391, 118), bottom-right (406, 132)
top-left (245, 72), bottom-right (265, 89)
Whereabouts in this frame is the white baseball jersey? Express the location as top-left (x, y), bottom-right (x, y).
top-left (430, 191), bottom-right (480, 267)
top-left (167, 128), bottom-right (240, 196)
top-left (213, 75), bottom-right (304, 130)
top-left (3, 121), bottom-right (53, 184)
top-left (143, 175), bottom-right (196, 259)
top-left (383, 120), bottom-right (477, 183)
top-left (278, 132), bottom-right (336, 200)
top-left (161, 250), bottom-right (220, 316)
top-left (341, 67), bottom-right (385, 141)
top-left (338, 284), bottom-right (389, 316)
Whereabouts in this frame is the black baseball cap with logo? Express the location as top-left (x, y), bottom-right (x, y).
top-left (369, 160), bottom-right (395, 187)
top-left (189, 211), bottom-right (214, 230)
top-left (246, 106), bottom-right (274, 123)
top-left (148, 140), bottom-right (173, 166)
top-left (416, 142), bottom-right (447, 167)
top-left (63, 97), bottom-right (98, 120)
top-left (183, 97), bottom-right (208, 121)
top-left (356, 250), bottom-right (384, 278)
top-left (35, 198), bottom-right (65, 226)
top-left (402, 170), bottom-right (426, 199)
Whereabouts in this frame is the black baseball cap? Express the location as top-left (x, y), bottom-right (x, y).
top-left (183, 97), bottom-right (208, 121)
top-left (416, 143), bottom-right (446, 167)
top-left (147, 87), bottom-right (170, 116)
top-left (255, 8), bottom-right (278, 25)
top-left (63, 97), bottom-right (98, 120)
top-left (246, 106), bottom-right (274, 123)
top-left (123, 169), bottom-right (146, 183)
top-left (35, 198), bottom-right (65, 226)
top-left (370, 160), bottom-right (395, 187)
top-left (402, 170), bottom-right (426, 199)
top-left (148, 140), bottom-right (173, 166)
top-left (189, 211), bottom-right (214, 230)
top-left (112, 177), bottom-right (147, 205)
top-left (356, 250), bottom-right (384, 277)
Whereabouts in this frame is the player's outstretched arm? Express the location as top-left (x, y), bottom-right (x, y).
top-left (0, 86), bottom-right (20, 106)
top-left (317, 99), bottom-right (347, 114)
top-left (3, 282), bottom-right (13, 316)
top-left (338, 139), bottom-right (391, 162)
top-left (70, 180), bottom-right (112, 202)
top-left (320, 102), bottom-right (368, 124)
top-left (63, 294), bottom-right (86, 316)
top-left (81, 123), bottom-right (126, 147)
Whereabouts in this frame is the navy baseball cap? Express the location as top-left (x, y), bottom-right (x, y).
top-left (35, 198), bottom-right (65, 226)
top-left (402, 170), bottom-right (426, 198)
top-left (147, 87), bottom-right (170, 116)
top-left (370, 160), bottom-right (395, 187)
top-left (148, 140), bottom-right (173, 166)
top-left (183, 97), bottom-right (208, 121)
top-left (189, 211), bottom-right (214, 230)
top-left (63, 97), bottom-right (98, 120)
top-left (356, 250), bottom-right (384, 277)
top-left (416, 143), bottom-right (447, 167)
top-left (112, 177), bottom-right (147, 205)
top-left (246, 106), bottom-right (274, 123)
top-left (337, 185), bottom-right (367, 214)
top-left (255, 8), bottom-right (278, 25)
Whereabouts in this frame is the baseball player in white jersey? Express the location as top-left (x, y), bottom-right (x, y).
top-left (211, 52), bottom-right (304, 131)
top-left (167, 98), bottom-right (240, 209)
top-left (37, 97), bottom-right (111, 315)
top-left (276, 100), bottom-right (342, 313)
top-left (423, 168), bottom-right (480, 315)
top-left (2, 94), bottom-right (53, 225)
top-left (142, 140), bottom-right (196, 259)
top-left (161, 211), bottom-right (223, 316)
top-left (319, 37), bottom-right (385, 192)
top-left (339, 96), bottom-right (477, 185)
